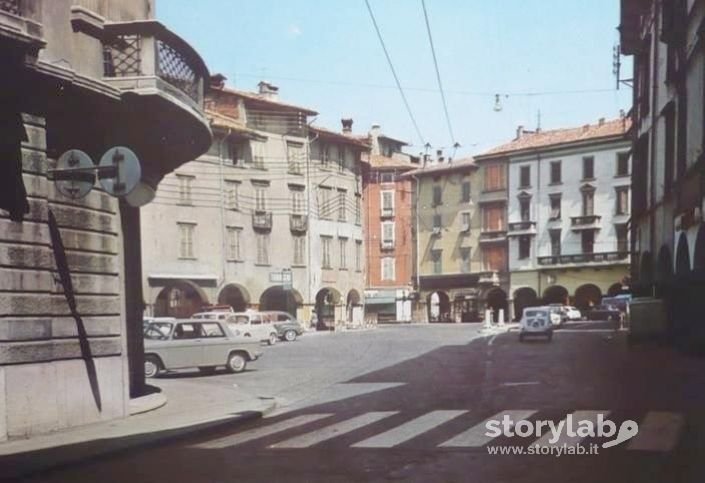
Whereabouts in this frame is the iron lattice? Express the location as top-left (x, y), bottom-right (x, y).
top-left (0, 0), bottom-right (21, 15)
top-left (156, 39), bottom-right (199, 102)
top-left (103, 35), bottom-right (142, 77)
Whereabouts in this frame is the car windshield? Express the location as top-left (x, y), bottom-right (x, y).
top-left (144, 322), bottom-right (173, 340)
top-left (233, 315), bottom-right (250, 324)
top-left (524, 310), bottom-right (547, 318)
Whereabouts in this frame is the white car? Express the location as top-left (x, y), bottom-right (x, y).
top-left (565, 306), bottom-right (582, 321)
top-left (519, 307), bottom-right (553, 342)
top-left (229, 312), bottom-right (279, 346)
top-left (192, 311), bottom-right (234, 322)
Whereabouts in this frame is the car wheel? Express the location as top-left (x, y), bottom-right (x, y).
top-left (268, 333), bottom-right (278, 346)
top-left (243, 333), bottom-right (252, 338)
top-left (198, 366), bottom-right (217, 375)
top-left (226, 352), bottom-right (247, 373)
top-left (144, 355), bottom-right (161, 378)
top-left (284, 330), bottom-right (297, 342)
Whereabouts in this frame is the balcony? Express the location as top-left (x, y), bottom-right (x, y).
top-left (380, 207), bottom-right (394, 219)
top-left (478, 271), bottom-right (501, 285)
top-left (0, 0), bottom-right (44, 53)
top-left (289, 214), bottom-right (308, 233)
top-left (478, 229), bottom-right (507, 244)
top-left (537, 251), bottom-right (629, 266)
top-left (252, 211), bottom-right (273, 231)
top-left (507, 221), bottom-right (536, 237)
top-left (570, 215), bottom-right (601, 231)
top-left (380, 239), bottom-right (395, 251)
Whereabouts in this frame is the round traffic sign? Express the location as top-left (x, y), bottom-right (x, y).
top-left (98, 146), bottom-right (141, 197)
top-left (56, 149), bottom-right (95, 200)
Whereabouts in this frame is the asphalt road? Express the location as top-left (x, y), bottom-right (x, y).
top-left (17, 322), bottom-right (705, 483)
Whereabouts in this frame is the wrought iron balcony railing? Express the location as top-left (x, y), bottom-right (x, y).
top-left (380, 207), bottom-right (394, 218)
top-left (537, 251), bottom-right (629, 266)
top-left (508, 221), bottom-right (536, 231)
top-left (380, 240), bottom-right (395, 250)
top-left (289, 214), bottom-right (308, 233)
top-left (252, 211), bottom-right (273, 231)
top-left (479, 229), bottom-right (507, 242)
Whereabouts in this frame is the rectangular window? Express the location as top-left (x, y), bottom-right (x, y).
top-left (228, 142), bottom-right (245, 166)
top-left (616, 187), bottom-right (630, 215)
top-left (287, 141), bottom-right (305, 174)
top-left (461, 212), bottom-right (471, 232)
top-left (518, 235), bottom-right (531, 260)
top-left (177, 174), bottom-right (194, 205)
top-left (355, 194), bottom-right (362, 224)
top-left (432, 185), bottom-right (443, 206)
top-left (251, 141), bottom-right (265, 169)
top-left (582, 190), bottom-right (595, 216)
top-left (177, 223), bottom-right (195, 258)
top-left (433, 213), bottom-right (442, 229)
top-left (550, 161), bottom-right (562, 184)
top-left (254, 185), bottom-right (267, 211)
top-left (431, 250), bottom-right (442, 274)
top-left (380, 172), bottom-right (394, 184)
top-left (484, 164), bottom-right (506, 191)
top-left (321, 236), bottom-right (332, 269)
top-left (616, 152), bottom-right (630, 176)
top-left (200, 322), bottom-right (225, 338)
top-left (355, 240), bottom-right (362, 271)
top-left (381, 190), bottom-right (394, 216)
top-left (550, 230), bottom-right (561, 256)
top-left (482, 245), bottom-right (505, 272)
top-left (337, 189), bottom-right (347, 221)
top-left (460, 247), bottom-right (471, 273)
top-left (382, 257), bottom-right (395, 280)
top-left (226, 181), bottom-right (240, 211)
top-left (482, 204), bottom-right (505, 231)
top-left (519, 166), bottom-right (531, 188)
top-left (581, 231), bottom-right (594, 254)
top-left (256, 233), bottom-right (269, 264)
top-left (461, 181), bottom-right (471, 202)
top-left (582, 156), bottom-right (594, 179)
top-left (339, 147), bottom-right (346, 172)
top-left (616, 225), bottom-right (629, 253)
top-left (321, 144), bottom-right (330, 167)
top-left (293, 235), bottom-right (306, 265)
top-left (549, 194), bottom-right (562, 220)
top-left (291, 188), bottom-right (305, 214)
top-left (339, 237), bottom-right (348, 269)
top-left (226, 227), bottom-right (241, 261)
top-left (520, 199), bottom-right (531, 222)
top-left (319, 187), bottom-right (332, 219)
top-left (382, 221), bottom-right (395, 246)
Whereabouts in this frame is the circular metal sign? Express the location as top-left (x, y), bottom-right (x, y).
top-left (56, 149), bottom-right (95, 200)
top-left (98, 146), bottom-right (141, 197)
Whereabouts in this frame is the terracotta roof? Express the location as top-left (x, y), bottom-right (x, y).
top-left (364, 154), bottom-right (417, 170)
top-left (212, 85), bottom-right (318, 115)
top-left (378, 134), bottom-right (409, 146)
top-left (206, 110), bottom-right (263, 138)
top-left (403, 157), bottom-right (478, 177)
top-left (310, 125), bottom-right (370, 149)
top-left (478, 117), bottom-right (631, 158)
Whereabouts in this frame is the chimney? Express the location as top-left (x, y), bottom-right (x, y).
top-left (258, 81), bottom-right (279, 100)
top-left (341, 118), bottom-right (353, 134)
top-left (583, 124), bottom-right (590, 132)
top-left (210, 73), bottom-right (227, 90)
top-left (516, 125), bottom-right (524, 140)
top-left (598, 117), bottom-right (605, 126)
top-left (436, 149), bottom-right (444, 163)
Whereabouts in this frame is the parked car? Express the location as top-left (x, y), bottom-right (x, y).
top-left (546, 305), bottom-right (567, 326)
top-left (261, 311), bottom-right (305, 342)
top-left (519, 307), bottom-right (553, 342)
top-left (229, 311), bottom-right (279, 345)
top-left (143, 319), bottom-right (262, 377)
top-left (564, 306), bottom-right (582, 321)
top-left (586, 304), bottom-right (622, 321)
top-left (601, 295), bottom-right (631, 313)
top-left (192, 311), bottom-right (236, 322)
top-left (143, 316), bottom-right (176, 332)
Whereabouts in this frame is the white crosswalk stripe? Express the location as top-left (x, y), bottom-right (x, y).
top-left (193, 414), bottom-right (333, 449)
top-left (439, 410), bottom-right (537, 448)
top-left (627, 411), bottom-right (684, 452)
top-left (269, 412), bottom-right (398, 449)
top-left (532, 410), bottom-right (609, 447)
top-left (352, 410), bottom-right (467, 448)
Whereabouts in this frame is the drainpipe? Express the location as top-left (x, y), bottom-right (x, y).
top-left (219, 130), bottom-right (231, 289)
top-left (412, 173), bottom-right (421, 315)
top-left (305, 129), bottom-right (319, 317)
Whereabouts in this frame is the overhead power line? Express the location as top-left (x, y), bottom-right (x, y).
top-left (364, 0), bottom-right (426, 147)
top-left (421, 0), bottom-right (455, 146)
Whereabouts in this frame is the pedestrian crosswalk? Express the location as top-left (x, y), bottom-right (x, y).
top-left (192, 409), bottom-right (686, 453)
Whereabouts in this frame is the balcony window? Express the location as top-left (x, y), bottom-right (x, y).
top-left (291, 187), bottom-right (305, 214)
top-left (177, 222), bottom-right (196, 259)
top-left (616, 187), bottom-right (630, 215)
top-left (617, 225), bottom-right (629, 253)
top-left (337, 189), bottom-right (347, 221)
top-left (433, 214), bottom-right (442, 229)
top-left (226, 180), bottom-right (240, 211)
top-left (616, 152), bottom-right (630, 177)
top-left (520, 199), bottom-right (531, 222)
top-left (482, 204), bottom-right (505, 231)
top-left (482, 245), bottom-right (506, 272)
top-left (319, 187), bottom-right (332, 219)
top-left (550, 230), bottom-right (561, 256)
top-left (251, 141), bottom-right (265, 169)
top-left (461, 212), bottom-right (471, 232)
top-left (550, 161), bottom-right (562, 184)
top-left (582, 156), bottom-right (594, 179)
top-left (321, 236), bottom-right (332, 269)
top-left (460, 247), bottom-right (471, 273)
top-left (293, 235), bottom-right (306, 266)
top-left (484, 164), bottom-right (506, 191)
top-left (382, 257), bottom-right (395, 280)
top-left (254, 185), bottom-right (267, 211)
top-left (461, 181), bottom-right (471, 202)
top-left (226, 227), bottom-right (241, 261)
top-left (519, 235), bottom-right (531, 260)
top-left (581, 230), bottom-right (594, 254)
top-left (549, 194), bottom-right (561, 220)
top-left (381, 190), bottom-right (394, 217)
top-left (432, 185), bottom-right (443, 206)
top-left (582, 189), bottom-right (595, 216)
top-left (256, 234), bottom-right (269, 265)
top-left (382, 221), bottom-right (395, 248)
top-left (519, 166), bottom-right (530, 188)
top-left (431, 250), bottom-right (442, 274)
top-left (287, 141), bottom-right (305, 175)
top-left (339, 237), bottom-right (348, 269)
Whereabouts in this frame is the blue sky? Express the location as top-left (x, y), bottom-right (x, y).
top-left (157, 0), bottom-right (632, 158)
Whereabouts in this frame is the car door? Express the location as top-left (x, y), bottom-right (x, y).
top-left (199, 321), bottom-right (229, 366)
top-left (163, 322), bottom-right (205, 369)
top-left (249, 313), bottom-right (266, 340)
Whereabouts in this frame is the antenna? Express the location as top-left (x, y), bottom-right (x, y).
top-left (537, 110), bottom-right (542, 131)
top-left (613, 43), bottom-right (633, 90)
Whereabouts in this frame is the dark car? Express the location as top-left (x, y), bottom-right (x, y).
top-left (586, 304), bottom-right (621, 321)
top-left (261, 311), bottom-right (305, 342)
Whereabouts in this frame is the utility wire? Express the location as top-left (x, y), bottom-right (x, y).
top-left (421, 0), bottom-right (455, 146)
top-left (364, 0), bottom-right (426, 147)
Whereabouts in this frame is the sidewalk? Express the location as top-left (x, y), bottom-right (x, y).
top-left (0, 377), bottom-right (276, 480)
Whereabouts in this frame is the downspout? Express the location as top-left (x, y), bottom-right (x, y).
top-left (412, 173), bottom-right (421, 299)
top-left (219, 130), bottom-right (231, 288)
top-left (305, 130), bottom-right (319, 316)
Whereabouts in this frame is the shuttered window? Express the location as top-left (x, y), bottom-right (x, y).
top-left (482, 246), bottom-right (506, 271)
top-left (482, 204), bottom-right (505, 231)
top-left (484, 164), bottom-right (506, 191)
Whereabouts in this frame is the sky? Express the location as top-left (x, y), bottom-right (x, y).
top-left (157, 0), bottom-right (632, 158)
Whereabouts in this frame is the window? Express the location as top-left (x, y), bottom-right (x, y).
top-left (338, 147), bottom-right (346, 172)
top-left (518, 236), bottom-right (531, 260)
top-left (460, 247), bottom-right (471, 273)
top-left (339, 237), bottom-right (348, 269)
top-left (461, 212), bottom-right (471, 232)
top-left (381, 190), bottom-right (394, 216)
top-left (482, 245), bottom-right (505, 272)
top-left (287, 141), bottom-right (304, 174)
top-left (251, 141), bottom-right (265, 169)
top-left (616, 187), bottom-right (630, 215)
top-left (520, 198), bottom-right (531, 222)
top-left (254, 184), bottom-right (267, 211)
top-left (484, 164), bottom-right (506, 191)
top-left (291, 187), bottom-right (305, 214)
top-left (256, 234), bottom-right (269, 264)
top-left (200, 323), bottom-right (225, 338)
top-left (228, 142), bottom-right (245, 166)
top-left (549, 194), bottom-right (561, 220)
top-left (582, 189), bottom-right (595, 216)
top-left (177, 174), bottom-right (194, 205)
top-left (461, 181), bottom-right (471, 202)
top-left (482, 204), bottom-right (505, 231)
top-left (616, 152), bottom-right (630, 176)
top-left (550, 161), bottom-right (562, 184)
top-left (226, 180), bottom-right (240, 211)
top-left (431, 250), bottom-right (442, 274)
top-left (582, 156), bottom-right (594, 179)
top-left (319, 187), bottom-right (332, 219)
top-left (321, 144), bottom-right (330, 167)
top-left (380, 172), bottom-right (394, 183)
top-left (550, 230), bottom-right (561, 256)
top-left (432, 185), bottom-right (443, 205)
top-left (519, 166), bottom-right (530, 188)
top-left (173, 323), bottom-right (199, 340)
top-left (226, 227), bottom-right (241, 261)
top-left (355, 194), bottom-right (362, 224)
top-left (433, 214), bottom-right (442, 229)
top-left (321, 236), bottom-right (332, 268)
top-left (337, 189), bottom-right (347, 221)
top-left (178, 223), bottom-right (195, 258)
top-left (616, 225), bottom-right (629, 253)
top-left (293, 235), bottom-right (306, 265)
top-left (355, 240), bottom-right (362, 271)
top-left (581, 231), bottom-right (594, 254)
top-left (382, 257), bottom-right (395, 280)
top-left (382, 221), bottom-right (395, 246)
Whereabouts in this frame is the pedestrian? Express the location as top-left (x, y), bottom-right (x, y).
top-left (310, 309), bottom-right (318, 331)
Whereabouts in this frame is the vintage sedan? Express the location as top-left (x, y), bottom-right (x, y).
top-left (261, 311), bottom-right (305, 342)
top-left (586, 304), bottom-right (622, 321)
top-left (519, 307), bottom-right (553, 342)
top-left (143, 320), bottom-right (263, 377)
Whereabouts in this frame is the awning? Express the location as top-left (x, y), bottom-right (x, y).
top-left (364, 289), bottom-right (398, 305)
